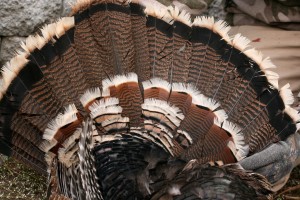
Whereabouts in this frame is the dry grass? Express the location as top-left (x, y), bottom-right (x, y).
top-left (0, 156), bottom-right (47, 200)
top-left (275, 166), bottom-right (300, 200)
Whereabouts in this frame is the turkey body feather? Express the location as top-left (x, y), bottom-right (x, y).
top-left (0, 0), bottom-right (299, 199)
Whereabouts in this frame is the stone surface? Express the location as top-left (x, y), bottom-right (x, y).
top-left (62, 0), bottom-right (77, 16)
top-left (0, 0), bottom-right (62, 36)
top-left (0, 37), bottom-right (1, 65)
top-left (0, 36), bottom-right (26, 66)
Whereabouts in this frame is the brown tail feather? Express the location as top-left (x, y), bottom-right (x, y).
top-left (0, 1), bottom-right (299, 199)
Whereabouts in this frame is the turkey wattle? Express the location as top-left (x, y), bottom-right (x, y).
top-left (0, 0), bottom-right (299, 199)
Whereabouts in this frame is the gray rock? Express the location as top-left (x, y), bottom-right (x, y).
top-left (62, 0), bottom-right (77, 17)
top-left (0, 37), bottom-right (1, 49)
top-left (0, 36), bottom-right (26, 66)
top-left (0, 0), bottom-right (62, 37)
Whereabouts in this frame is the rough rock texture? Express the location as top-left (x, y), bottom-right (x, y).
top-left (0, 37), bottom-right (1, 66)
top-left (62, 0), bottom-right (77, 16)
top-left (0, 0), bottom-right (71, 65)
top-left (0, 37), bottom-right (26, 66)
top-left (0, 0), bottom-right (62, 36)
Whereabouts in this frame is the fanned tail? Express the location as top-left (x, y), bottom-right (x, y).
top-left (0, 0), bottom-right (299, 198)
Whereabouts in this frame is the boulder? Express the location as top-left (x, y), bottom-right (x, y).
top-left (62, 0), bottom-right (77, 16)
top-left (0, 36), bottom-right (26, 66)
top-left (0, 0), bottom-right (62, 36)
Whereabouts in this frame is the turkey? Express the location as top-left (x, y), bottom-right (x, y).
top-left (0, 0), bottom-right (299, 199)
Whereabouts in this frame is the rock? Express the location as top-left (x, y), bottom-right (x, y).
top-left (0, 37), bottom-right (26, 66)
top-left (0, 0), bottom-right (62, 36)
top-left (62, 0), bottom-right (77, 17)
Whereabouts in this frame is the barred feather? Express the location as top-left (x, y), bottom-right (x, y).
top-left (0, 0), bottom-right (297, 199)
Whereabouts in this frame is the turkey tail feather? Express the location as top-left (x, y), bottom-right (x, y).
top-left (0, 0), bottom-right (299, 199)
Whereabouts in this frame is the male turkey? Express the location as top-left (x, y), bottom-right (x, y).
top-left (0, 0), bottom-right (299, 199)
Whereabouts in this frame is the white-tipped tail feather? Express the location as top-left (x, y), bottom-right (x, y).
top-left (280, 84), bottom-right (294, 106)
top-left (101, 117), bottom-right (129, 131)
top-left (55, 17), bottom-right (75, 38)
top-left (102, 73), bottom-right (137, 96)
top-left (144, 2), bottom-right (173, 24)
top-left (1, 66), bottom-right (17, 94)
top-left (192, 16), bottom-right (214, 29)
top-left (43, 104), bottom-right (78, 141)
top-left (80, 88), bottom-right (102, 107)
top-left (192, 94), bottom-right (220, 111)
top-left (244, 48), bottom-right (264, 64)
top-left (177, 130), bottom-right (193, 145)
top-left (284, 106), bottom-right (300, 131)
top-left (213, 109), bottom-right (228, 123)
top-left (213, 20), bottom-right (231, 43)
top-left (142, 99), bottom-right (185, 129)
top-left (5, 53), bottom-right (28, 74)
top-left (243, 48), bottom-right (279, 89)
top-left (215, 119), bottom-right (249, 160)
top-left (39, 139), bottom-right (58, 153)
top-left (35, 35), bottom-right (47, 50)
top-left (90, 106), bottom-right (122, 120)
top-left (41, 23), bottom-right (57, 43)
top-left (143, 99), bottom-right (184, 120)
top-left (193, 94), bottom-right (228, 123)
top-left (89, 97), bottom-right (119, 112)
top-left (172, 82), bottom-right (201, 100)
top-left (232, 33), bottom-right (251, 52)
top-left (168, 6), bottom-right (192, 27)
top-left (112, 73), bottom-right (138, 86)
top-left (0, 52), bottom-right (29, 99)
top-left (260, 57), bottom-right (276, 70)
top-left (21, 35), bottom-right (38, 54)
top-left (264, 70), bottom-right (279, 88)
top-left (142, 78), bottom-right (171, 92)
